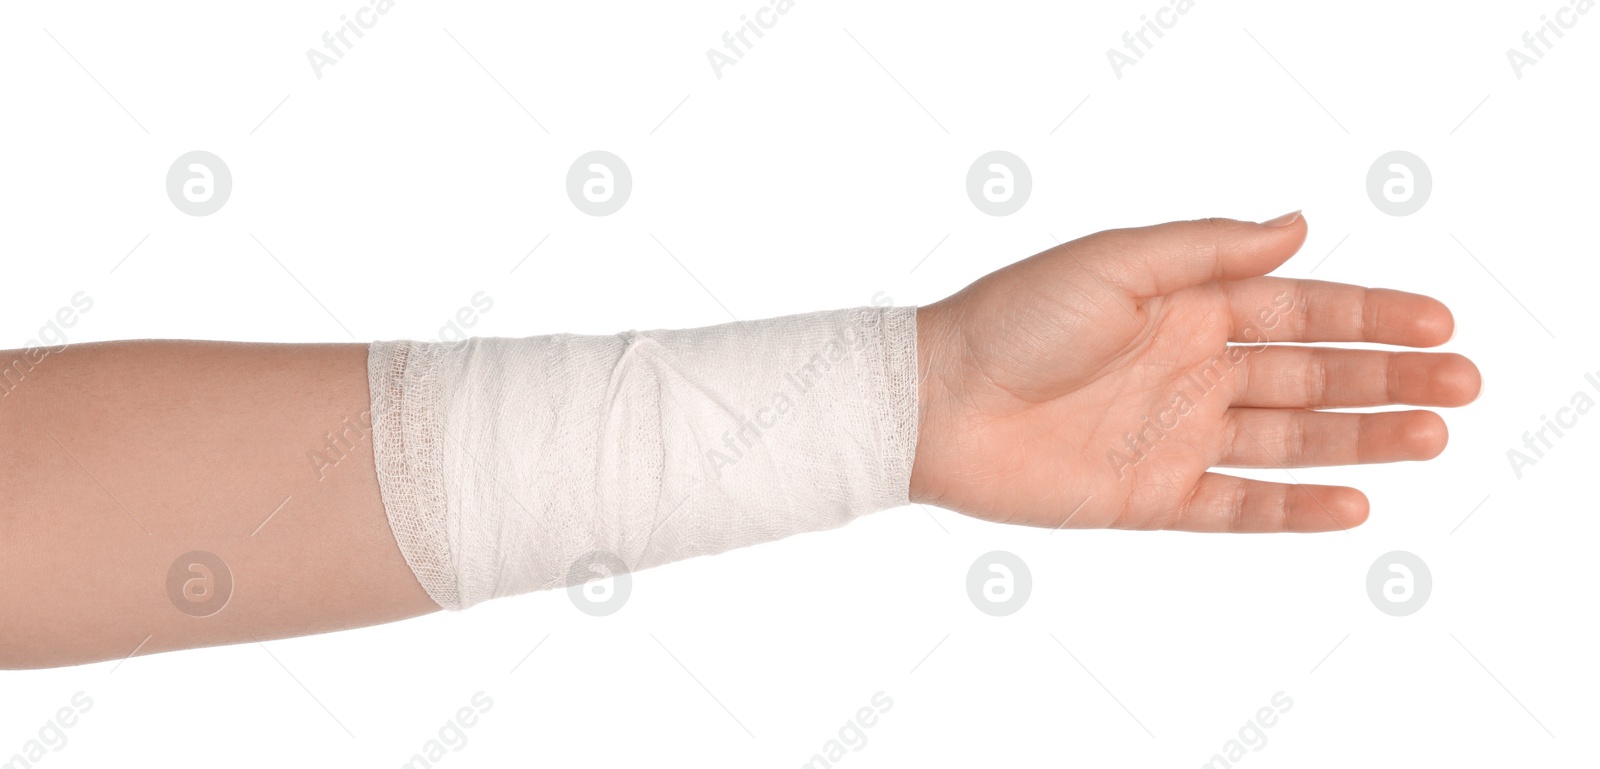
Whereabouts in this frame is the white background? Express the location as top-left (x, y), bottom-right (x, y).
top-left (2, 1), bottom-right (1596, 766)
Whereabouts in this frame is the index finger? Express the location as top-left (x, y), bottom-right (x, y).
top-left (1063, 213), bottom-right (1309, 299)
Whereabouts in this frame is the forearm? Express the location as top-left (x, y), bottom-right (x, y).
top-left (0, 340), bottom-right (435, 669)
top-left (1, 305), bottom-right (921, 668)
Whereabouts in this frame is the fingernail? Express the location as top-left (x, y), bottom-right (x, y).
top-left (1261, 210), bottom-right (1302, 227)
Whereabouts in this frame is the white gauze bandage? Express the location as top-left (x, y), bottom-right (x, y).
top-left (367, 306), bottom-right (918, 610)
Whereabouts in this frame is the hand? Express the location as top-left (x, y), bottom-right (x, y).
top-left (909, 214), bottom-right (1482, 532)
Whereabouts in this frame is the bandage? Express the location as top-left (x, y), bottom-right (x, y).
top-left (367, 306), bottom-right (919, 610)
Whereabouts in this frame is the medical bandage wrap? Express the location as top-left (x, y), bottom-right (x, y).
top-left (367, 307), bottom-right (919, 610)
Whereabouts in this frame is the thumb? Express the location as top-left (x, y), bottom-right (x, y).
top-left (1074, 212), bottom-right (1308, 298)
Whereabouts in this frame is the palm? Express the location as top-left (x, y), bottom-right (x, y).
top-left (911, 216), bottom-right (1480, 533)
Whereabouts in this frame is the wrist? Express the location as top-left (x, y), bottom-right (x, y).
top-left (909, 301), bottom-right (955, 506)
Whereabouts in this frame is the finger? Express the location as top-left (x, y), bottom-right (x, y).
top-left (1067, 213), bottom-right (1308, 299)
top-left (1222, 276), bottom-right (1454, 347)
top-left (1220, 408), bottom-right (1448, 468)
top-left (1233, 347), bottom-right (1482, 409)
top-left (1162, 473), bottom-right (1368, 532)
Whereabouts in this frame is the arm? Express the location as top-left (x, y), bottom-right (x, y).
top-left (0, 214), bottom-right (1481, 669)
top-left (0, 341), bottom-right (436, 669)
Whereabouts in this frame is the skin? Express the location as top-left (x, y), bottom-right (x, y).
top-left (0, 214), bottom-right (1480, 669)
top-left (0, 342), bottom-right (436, 669)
